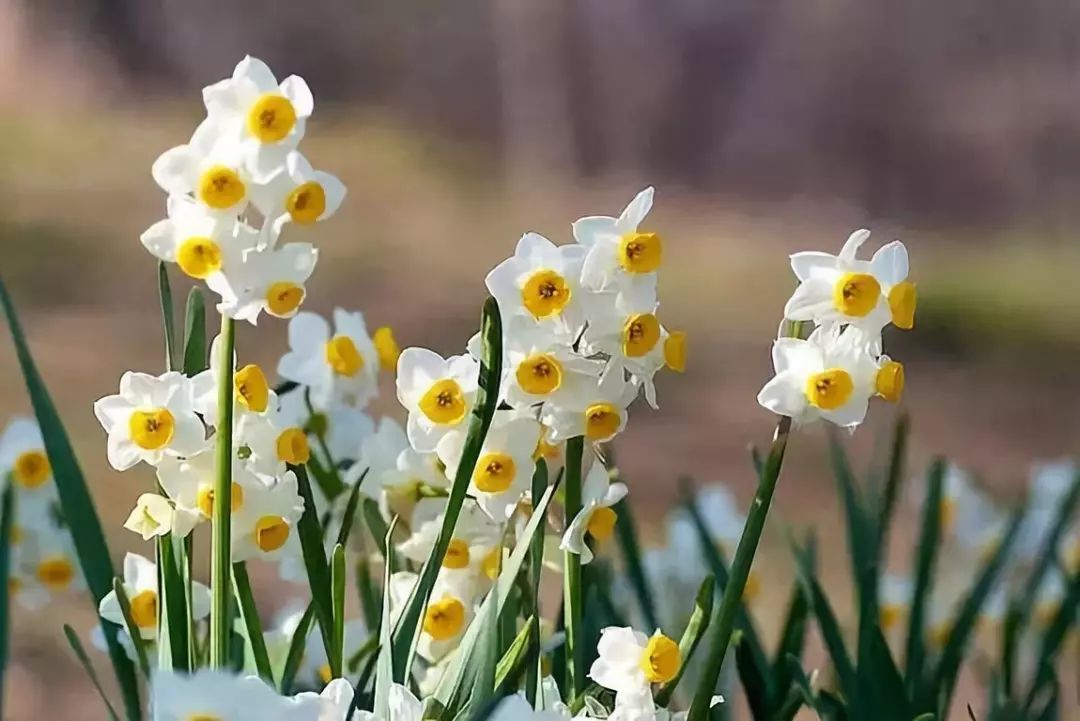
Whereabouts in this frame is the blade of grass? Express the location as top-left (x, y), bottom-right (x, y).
top-left (875, 413), bottom-right (909, 563)
top-left (232, 562), bottom-right (274, 685)
top-left (291, 463), bottom-right (335, 662)
top-left (687, 417), bottom-right (792, 720)
top-left (655, 575), bottom-right (714, 706)
top-left (157, 261), bottom-right (177, 371)
top-left (112, 579), bottom-right (152, 678)
top-left (63, 625), bottom-right (121, 721)
top-left (495, 617), bottom-right (536, 695)
top-left (391, 297), bottom-right (503, 682)
top-left (793, 545), bottom-right (857, 699)
top-left (0, 278), bottom-right (141, 720)
top-left (331, 543), bottom-right (346, 679)
top-left (279, 603), bottom-right (316, 695)
top-left (1024, 570), bottom-right (1080, 711)
top-left (210, 314), bottom-right (236, 667)
top-left (157, 534), bottom-right (190, 671)
top-left (904, 458), bottom-right (946, 691)
top-left (374, 518), bottom-right (400, 718)
top-left (334, 471), bottom-right (366, 548)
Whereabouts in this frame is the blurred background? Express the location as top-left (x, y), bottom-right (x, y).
top-left (1, 0), bottom-right (1078, 717)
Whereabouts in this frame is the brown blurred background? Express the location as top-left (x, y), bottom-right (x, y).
top-left (1, 0), bottom-right (1078, 717)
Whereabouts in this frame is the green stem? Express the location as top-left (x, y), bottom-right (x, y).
top-left (210, 315), bottom-right (236, 667)
top-left (562, 436), bottom-right (585, 702)
top-left (687, 417), bottom-right (791, 720)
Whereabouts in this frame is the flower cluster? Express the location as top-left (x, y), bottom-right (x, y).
top-left (757, 229), bottom-right (916, 428)
top-left (0, 418), bottom-right (83, 609)
top-left (143, 56), bottom-right (344, 324)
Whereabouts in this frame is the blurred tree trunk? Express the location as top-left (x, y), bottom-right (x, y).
top-left (490, 0), bottom-right (577, 190)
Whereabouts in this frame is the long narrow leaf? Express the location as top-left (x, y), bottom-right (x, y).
top-left (280, 603), bottom-right (316, 694)
top-left (655, 575), bottom-right (714, 706)
top-left (562, 436), bottom-right (586, 701)
top-left (157, 534), bottom-right (190, 671)
top-left (612, 493), bottom-right (659, 631)
top-left (793, 548), bottom-right (857, 699)
top-left (291, 463), bottom-right (335, 659)
top-left (1025, 570), bottom-right (1080, 711)
top-left (495, 619), bottom-right (536, 694)
top-left (334, 471), bottom-right (367, 548)
top-left (904, 458), bottom-right (946, 688)
top-left (374, 518), bottom-right (400, 717)
top-left (828, 429), bottom-right (877, 621)
top-left (0, 278), bottom-right (141, 720)
top-left (331, 543), bottom-right (346, 679)
top-left (182, 288), bottom-right (207, 376)
top-left (63, 625), bottom-right (121, 721)
top-left (0, 487), bottom-right (13, 712)
top-left (355, 557), bottom-right (380, 632)
top-left (232, 562), bottom-right (274, 685)
top-left (157, 261), bottom-right (177, 371)
top-left (391, 298), bottom-right (503, 682)
top-left (525, 460), bottom-right (547, 706)
top-left (112, 579), bottom-right (152, 678)
top-left (875, 413), bottom-right (909, 563)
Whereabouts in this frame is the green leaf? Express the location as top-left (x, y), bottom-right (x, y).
top-left (232, 562), bottom-right (274, 685)
top-left (828, 429), bottom-right (878, 622)
top-left (209, 315), bottom-right (236, 668)
top-left (362, 497), bottom-right (393, 565)
top-left (786, 655), bottom-right (846, 721)
top-left (770, 580), bottom-right (811, 706)
top-left (874, 413), bottom-right (909, 563)
top-left (495, 618), bottom-right (536, 695)
top-left (854, 622), bottom-right (914, 721)
top-left (1025, 570), bottom-right (1080, 711)
top-left (391, 297), bottom-right (503, 682)
top-left (793, 546), bottom-right (857, 700)
top-left (904, 458), bottom-right (946, 690)
top-left (182, 287), bottom-right (207, 376)
top-left (111, 578), bottom-right (152, 679)
top-left (331, 543), bottom-right (346, 679)
top-left (0, 278), bottom-right (141, 720)
top-left (562, 435), bottom-right (586, 701)
top-left (157, 261), bottom-right (177, 371)
top-left (291, 463), bottom-right (335, 662)
top-left (280, 603), bottom-right (316, 694)
top-left (931, 511), bottom-right (1023, 714)
top-left (0, 487), bottom-right (13, 711)
top-left (525, 460), bottom-right (547, 706)
top-left (374, 518), bottom-right (400, 718)
top-left (655, 575), bottom-right (714, 707)
top-left (63, 625), bottom-right (121, 721)
top-left (157, 534), bottom-right (190, 671)
top-left (613, 493), bottom-right (659, 631)
top-left (334, 471), bottom-right (367, 548)
top-left (466, 563), bottom-right (500, 714)
top-left (355, 557), bottom-right (381, 632)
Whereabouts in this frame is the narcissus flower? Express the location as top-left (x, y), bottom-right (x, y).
top-left (784, 229), bottom-right (916, 333)
top-left (150, 669), bottom-right (285, 720)
top-left (499, 318), bottom-right (602, 410)
top-left (123, 492), bottom-right (199, 540)
top-left (99, 553), bottom-right (210, 640)
top-left (541, 369), bottom-right (637, 444)
top-left (231, 471), bottom-right (305, 562)
top-left (0, 417), bottom-right (52, 494)
top-left (590, 626), bottom-right (682, 693)
top-left (437, 412), bottom-right (540, 520)
top-left (401, 498), bottom-right (502, 574)
top-left (756, 325), bottom-right (878, 428)
top-left (573, 187), bottom-right (662, 295)
top-left (192, 335), bottom-right (278, 426)
top-left (156, 452), bottom-right (270, 534)
top-left (251, 152), bottom-right (346, 228)
top-left (353, 683), bottom-right (424, 721)
top-left (278, 309), bottom-right (380, 410)
top-left (389, 570), bottom-right (476, 662)
top-left (878, 574), bottom-right (913, 633)
top-left (561, 462), bottom-right (628, 564)
top-left (152, 117), bottom-right (251, 216)
top-left (202, 55), bottom-right (313, 180)
top-left (396, 348), bottom-right (480, 452)
top-left (140, 196), bottom-right (238, 281)
top-left (207, 240), bottom-right (318, 324)
top-left (93, 371), bottom-right (208, 470)
top-left (486, 232), bottom-right (587, 339)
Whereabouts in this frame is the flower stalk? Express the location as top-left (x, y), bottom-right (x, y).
top-left (209, 314), bottom-right (236, 667)
top-left (562, 435), bottom-right (586, 701)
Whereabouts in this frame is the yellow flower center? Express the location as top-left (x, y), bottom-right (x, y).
top-left (176, 237), bottom-right (223, 279)
top-left (187, 715), bottom-right (224, 721)
top-left (373, 327), bottom-right (401, 370)
top-left (618, 232), bottom-right (663, 273)
top-left (516, 354), bottom-right (563, 395)
top-left (318, 664), bottom-right (333, 684)
top-left (521, 269), bottom-right (571, 319)
top-left (128, 408), bottom-right (176, 450)
top-left (940, 498), bottom-right (956, 535)
top-left (247, 93), bottom-right (297, 143)
top-left (533, 437), bottom-right (561, 462)
top-left (197, 165), bottom-right (246, 210)
top-left (639, 634), bottom-right (681, 684)
top-left (36, 556), bottom-right (75, 590)
top-left (285, 181), bottom-right (327, 225)
top-left (888, 281), bottom-right (917, 330)
top-left (423, 597), bottom-right (466, 641)
top-left (196, 482), bottom-right (245, 518)
top-left (928, 622), bottom-right (952, 649)
top-left (254, 515), bottom-right (290, 552)
top-left (804, 369), bottom-right (854, 411)
top-left (419, 379), bottom-right (467, 425)
top-left (584, 403), bottom-right (621, 442)
top-left (743, 569), bottom-right (761, 602)
top-left (276, 427), bottom-right (310, 464)
top-left (664, 331), bottom-right (687, 372)
top-left (875, 361), bottom-right (905, 402)
top-left (621, 313), bottom-right (661, 358)
top-left (587, 506), bottom-right (618, 543)
top-left (13, 450), bottom-right (50, 488)
top-left (234, 364), bottom-right (270, 413)
top-left (443, 539), bottom-right (471, 569)
top-left (325, 335), bottom-right (365, 377)
top-left (129, 589), bottom-right (158, 629)
top-left (833, 272), bottom-right (881, 318)
top-left (482, 547), bottom-right (501, 580)
top-left (879, 603), bottom-right (904, 631)
top-left (473, 452), bottom-right (517, 493)
top-left (265, 282), bottom-right (305, 317)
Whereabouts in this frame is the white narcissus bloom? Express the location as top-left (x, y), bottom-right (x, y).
top-left (251, 151), bottom-right (347, 228)
top-left (93, 371), bottom-right (208, 471)
top-left (192, 334), bottom-right (279, 427)
top-left (22, 528), bottom-right (84, 596)
top-left (756, 325), bottom-right (880, 428)
top-left (123, 492), bottom-right (199, 541)
top-left (499, 318), bottom-right (603, 410)
top-left (561, 462), bottom-right (628, 564)
top-left (150, 669), bottom-right (285, 720)
top-left (389, 570), bottom-right (477, 662)
top-left (396, 348), bottom-right (480, 452)
top-left (288, 678), bottom-right (359, 721)
top-left (0, 417), bottom-right (52, 495)
top-left (156, 452), bottom-right (273, 535)
top-left (784, 229), bottom-right (916, 334)
top-left (353, 683), bottom-right (424, 721)
top-left (878, 574), bottom-right (913, 633)
top-left (437, 412), bottom-right (540, 521)
top-left (487, 694), bottom-right (577, 720)
top-left (278, 310), bottom-right (381, 411)
top-left (140, 196), bottom-right (238, 282)
top-left (231, 471), bottom-right (305, 562)
top-left (573, 187), bottom-right (661, 296)
top-left (485, 233), bottom-right (587, 340)
top-left (202, 55), bottom-right (313, 180)
top-left (90, 624), bottom-right (156, 674)
top-left (207, 240), bottom-right (319, 324)
top-left (590, 626), bottom-right (682, 694)
top-left (99, 553), bottom-right (210, 640)
top-left (541, 368), bottom-right (638, 444)
top-left (152, 117), bottom-right (251, 216)
top-left (400, 498), bottom-right (502, 576)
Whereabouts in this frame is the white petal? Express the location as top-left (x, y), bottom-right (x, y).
top-left (756, 372), bottom-right (806, 419)
top-left (151, 145), bottom-right (198, 196)
top-left (869, 240), bottom-right (909, 286)
top-left (789, 251), bottom-right (837, 281)
top-left (315, 171), bottom-right (346, 219)
top-left (838, 229), bottom-right (871, 262)
top-left (235, 55), bottom-right (278, 91)
top-left (615, 187), bottom-right (654, 233)
top-left (572, 216), bottom-right (619, 247)
top-left (280, 75), bottom-right (314, 118)
top-left (783, 277), bottom-right (835, 322)
top-left (288, 312), bottom-right (330, 350)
